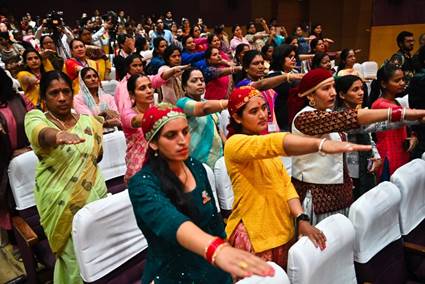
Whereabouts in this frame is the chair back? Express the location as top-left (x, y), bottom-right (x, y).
top-left (236, 262), bottom-right (290, 284)
top-left (362, 61), bottom-right (378, 79)
top-left (213, 157), bottom-right (234, 211)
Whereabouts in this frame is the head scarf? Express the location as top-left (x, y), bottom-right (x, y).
top-left (142, 102), bottom-right (186, 142)
top-left (298, 68), bottom-right (334, 97)
top-left (78, 69), bottom-right (109, 115)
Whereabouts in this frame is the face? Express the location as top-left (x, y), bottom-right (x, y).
top-left (123, 37), bottom-right (135, 53)
top-left (320, 55), bottom-right (332, 70)
top-left (265, 46), bottom-right (273, 60)
top-left (208, 48), bottom-right (222, 65)
top-left (25, 51), bottom-right (41, 70)
top-left (234, 96), bottom-right (268, 135)
top-left (150, 117), bottom-right (190, 162)
top-left (71, 40), bottom-right (86, 59)
top-left (246, 55), bottom-right (265, 79)
top-left (314, 25), bottom-right (322, 35)
top-left (248, 24), bottom-right (256, 34)
top-left (283, 51), bottom-right (296, 71)
top-left (192, 26), bottom-right (200, 38)
top-left (238, 45), bottom-right (250, 62)
top-left (184, 37), bottom-right (196, 51)
top-left (157, 40), bottom-right (167, 54)
top-left (308, 81), bottom-right (336, 110)
top-left (339, 80), bottom-right (364, 108)
top-left (168, 49), bottom-right (181, 66)
top-left (128, 58), bottom-right (144, 75)
top-left (211, 35), bottom-right (221, 49)
top-left (184, 70), bottom-right (205, 98)
top-left (156, 20), bottom-right (164, 30)
top-left (166, 12), bottom-right (172, 18)
top-left (80, 29), bottom-right (92, 44)
top-left (345, 50), bottom-right (356, 68)
top-left (171, 23), bottom-right (178, 33)
top-left (315, 40), bottom-right (325, 52)
top-left (83, 69), bottom-right (100, 90)
top-left (177, 28), bottom-right (183, 37)
top-left (402, 36), bottom-right (415, 52)
top-left (382, 69), bottom-right (406, 95)
top-left (44, 78), bottom-right (73, 116)
top-left (132, 76), bottom-right (154, 106)
top-left (295, 27), bottom-right (303, 36)
top-left (0, 23), bottom-right (7, 32)
top-left (234, 26), bottom-right (242, 37)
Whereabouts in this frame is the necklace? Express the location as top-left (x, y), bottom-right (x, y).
top-left (47, 111), bottom-right (78, 130)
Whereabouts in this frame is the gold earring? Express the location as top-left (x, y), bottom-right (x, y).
top-left (309, 100), bottom-right (316, 107)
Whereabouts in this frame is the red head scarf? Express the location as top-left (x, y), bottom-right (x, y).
top-left (298, 68), bottom-right (334, 97)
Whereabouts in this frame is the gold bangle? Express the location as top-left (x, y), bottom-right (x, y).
top-left (211, 243), bottom-right (229, 266)
top-left (219, 100), bottom-right (225, 110)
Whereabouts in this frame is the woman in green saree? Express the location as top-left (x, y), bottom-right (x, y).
top-left (24, 71), bottom-right (107, 283)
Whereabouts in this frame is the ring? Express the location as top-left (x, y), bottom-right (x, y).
top-left (238, 261), bottom-right (248, 269)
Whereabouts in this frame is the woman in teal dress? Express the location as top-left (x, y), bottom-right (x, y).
top-left (128, 103), bottom-right (274, 284)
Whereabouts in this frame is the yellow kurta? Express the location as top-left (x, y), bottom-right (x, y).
top-left (224, 133), bottom-right (299, 252)
top-left (16, 71), bottom-right (41, 108)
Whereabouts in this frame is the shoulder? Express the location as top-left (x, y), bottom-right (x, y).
top-left (25, 109), bottom-right (45, 120)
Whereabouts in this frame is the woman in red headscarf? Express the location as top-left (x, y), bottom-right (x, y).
top-left (225, 85), bottom-right (372, 269)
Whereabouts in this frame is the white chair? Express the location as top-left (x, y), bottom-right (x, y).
top-left (395, 94), bottom-right (409, 108)
top-left (236, 262), bottom-right (290, 284)
top-left (219, 109), bottom-right (230, 137)
top-left (8, 151), bottom-right (38, 210)
top-left (353, 63), bottom-right (364, 78)
top-left (101, 79), bottom-right (119, 95)
top-left (109, 66), bottom-right (116, 81)
top-left (287, 214), bottom-right (357, 284)
top-left (422, 152), bottom-right (425, 161)
top-left (213, 157), bottom-right (234, 211)
top-left (362, 61), bottom-right (378, 80)
top-left (202, 163), bottom-right (221, 212)
top-left (72, 190), bottom-right (148, 282)
top-left (390, 159), bottom-right (425, 236)
top-left (349, 181), bottom-right (402, 264)
top-left (98, 130), bottom-right (127, 182)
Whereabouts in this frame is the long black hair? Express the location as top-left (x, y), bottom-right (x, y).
top-left (338, 48), bottom-right (353, 71)
top-left (22, 48), bottom-right (45, 74)
top-left (163, 44), bottom-right (181, 66)
top-left (0, 67), bottom-right (16, 106)
top-left (152, 36), bottom-right (166, 57)
top-left (311, 52), bottom-right (328, 69)
top-left (368, 63), bottom-right (403, 108)
top-left (124, 53), bottom-right (144, 75)
top-left (270, 44), bottom-right (296, 72)
top-left (335, 75), bottom-right (363, 108)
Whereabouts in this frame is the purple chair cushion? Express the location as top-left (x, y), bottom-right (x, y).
top-left (32, 239), bottom-right (55, 268)
top-left (355, 238), bottom-right (407, 284)
top-left (106, 176), bottom-right (127, 195)
top-left (404, 219), bottom-right (425, 281)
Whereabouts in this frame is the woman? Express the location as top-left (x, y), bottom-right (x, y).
top-left (370, 63), bottom-right (417, 180)
top-left (39, 35), bottom-right (64, 72)
top-left (121, 74), bottom-right (153, 184)
top-left (311, 51), bottom-right (333, 72)
top-left (0, 68), bottom-right (32, 248)
top-left (225, 85), bottom-right (370, 268)
top-left (0, 31), bottom-right (25, 62)
top-left (294, 25), bottom-right (311, 55)
top-left (208, 33), bottom-right (231, 62)
top-left (145, 37), bottom-right (167, 75)
top-left (65, 38), bottom-right (98, 93)
top-left (232, 43), bottom-right (250, 84)
top-left (128, 102), bottom-right (275, 283)
top-left (245, 19), bottom-right (269, 51)
top-left (176, 68), bottom-right (227, 168)
top-left (336, 48), bottom-right (359, 77)
top-left (267, 44), bottom-right (304, 131)
top-left (24, 71), bottom-right (107, 283)
top-left (190, 25), bottom-right (208, 52)
top-left (291, 68), bottom-right (425, 224)
top-left (181, 35), bottom-right (205, 65)
top-left (158, 45), bottom-right (185, 104)
top-left (73, 67), bottom-right (120, 128)
top-left (17, 49), bottom-right (45, 109)
top-left (261, 43), bottom-right (273, 73)
top-left (230, 25), bottom-right (249, 52)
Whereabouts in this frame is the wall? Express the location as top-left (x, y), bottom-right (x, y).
top-left (373, 0), bottom-right (425, 26)
top-left (369, 23), bottom-right (425, 65)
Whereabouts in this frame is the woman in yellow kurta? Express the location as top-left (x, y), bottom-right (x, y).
top-left (224, 86), bottom-right (371, 269)
top-left (17, 49), bottom-right (45, 109)
top-left (25, 71), bottom-right (107, 283)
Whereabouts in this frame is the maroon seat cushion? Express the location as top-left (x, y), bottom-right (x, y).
top-left (404, 219), bottom-right (425, 281)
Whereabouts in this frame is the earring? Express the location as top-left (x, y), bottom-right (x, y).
top-left (309, 100), bottom-right (316, 107)
top-left (154, 150), bottom-right (159, 157)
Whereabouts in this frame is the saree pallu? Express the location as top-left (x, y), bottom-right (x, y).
top-left (25, 110), bottom-right (107, 283)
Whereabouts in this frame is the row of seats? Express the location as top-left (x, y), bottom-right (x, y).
top-left (8, 130), bottom-right (425, 283)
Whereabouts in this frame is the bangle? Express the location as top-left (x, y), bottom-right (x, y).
top-left (205, 238), bottom-right (226, 264)
top-left (401, 108), bottom-right (406, 122)
top-left (219, 100), bottom-right (225, 110)
top-left (211, 243), bottom-right (229, 266)
top-left (286, 72), bottom-right (291, 83)
top-left (318, 138), bottom-right (327, 156)
top-left (391, 108), bottom-right (402, 122)
top-left (387, 108), bottom-right (391, 124)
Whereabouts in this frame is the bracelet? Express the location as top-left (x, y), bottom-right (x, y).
top-left (391, 108), bottom-right (402, 122)
top-left (205, 238), bottom-right (226, 264)
top-left (387, 108), bottom-right (392, 124)
top-left (211, 242), bottom-right (229, 266)
top-left (318, 138), bottom-right (327, 156)
top-left (219, 100), bottom-right (225, 110)
top-left (401, 108), bottom-right (406, 122)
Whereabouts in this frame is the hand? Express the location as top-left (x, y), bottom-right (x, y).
top-left (321, 140), bottom-right (372, 154)
top-left (298, 221), bottom-right (326, 250)
top-left (405, 109), bottom-right (425, 122)
top-left (213, 245), bottom-right (275, 279)
top-left (369, 157), bottom-right (382, 173)
top-left (101, 109), bottom-right (120, 120)
top-left (406, 137), bottom-right (418, 152)
top-left (172, 64), bottom-right (190, 76)
top-left (56, 131), bottom-right (85, 145)
top-left (104, 117), bottom-right (122, 128)
top-left (289, 73), bottom-right (305, 81)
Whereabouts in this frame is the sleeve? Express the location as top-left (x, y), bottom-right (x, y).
top-left (120, 107), bottom-right (136, 130)
top-left (65, 59), bottom-right (79, 80)
top-left (294, 109), bottom-right (360, 136)
top-left (181, 51), bottom-right (205, 65)
top-left (128, 172), bottom-right (190, 245)
top-left (370, 135), bottom-right (381, 159)
top-left (176, 97), bottom-right (196, 116)
top-left (148, 73), bottom-right (166, 89)
top-left (91, 26), bottom-right (105, 42)
top-left (105, 95), bottom-right (118, 112)
top-left (224, 133), bottom-right (288, 163)
top-left (20, 94), bottom-right (34, 111)
top-left (73, 94), bottom-right (93, 115)
top-left (16, 71), bottom-right (31, 92)
top-left (24, 110), bottom-right (50, 148)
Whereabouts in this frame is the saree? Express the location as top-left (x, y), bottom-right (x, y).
top-left (24, 110), bottom-right (107, 283)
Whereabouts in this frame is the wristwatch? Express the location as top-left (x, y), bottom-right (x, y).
top-left (295, 213), bottom-right (311, 239)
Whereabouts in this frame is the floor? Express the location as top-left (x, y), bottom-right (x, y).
top-left (0, 242), bottom-right (26, 284)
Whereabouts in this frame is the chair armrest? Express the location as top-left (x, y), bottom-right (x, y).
top-left (12, 216), bottom-right (39, 247)
top-left (404, 241), bottom-right (425, 255)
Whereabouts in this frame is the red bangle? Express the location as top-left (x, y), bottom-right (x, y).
top-left (205, 238), bottom-right (226, 264)
top-left (391, 108), bottom-right (402, 122)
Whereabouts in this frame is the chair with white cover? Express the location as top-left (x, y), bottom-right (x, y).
top-left (213, 157), bottom-right (234, 217)
top-left (391, 159), bottom-right (425, 281)
top-left (101, 79), bottom-right (119, 95)
top-left (8, 151), bottom-right (55, 283)
top-left (98, 130), bottom-right (127, 194)
top-left (362, 61), bottom-right (378, 80)
top-left (353, 63), bottom-right (364, 78)
top-left (287, 213), bottom-right (356, 284)
top-left (349, 181), bottom-right (407, 283)
top-left (236, 262), bottom-right (290, 284)
top-left (72, 190), bottom-right (148, 283)
top-left (422, 152), bottom-right (425, 161)
top-left (202, 163), bottom-right (220, 212)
